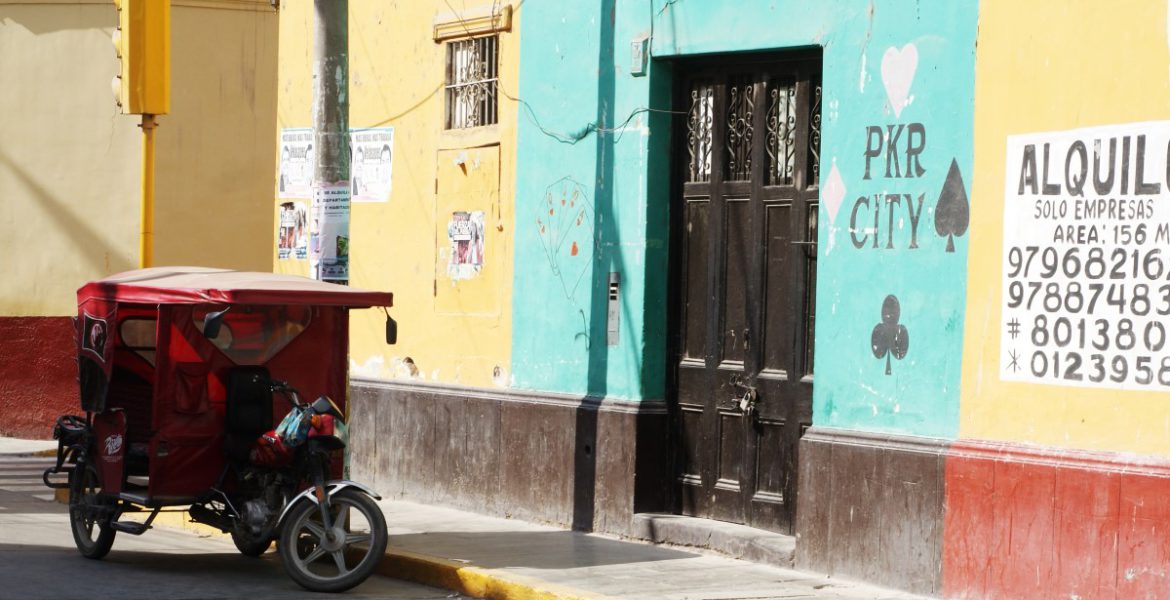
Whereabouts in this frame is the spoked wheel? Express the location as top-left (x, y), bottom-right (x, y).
top-left (69, 461), bottom-right (117, 559)
top-left (278, 488), bottom-right (388, 593)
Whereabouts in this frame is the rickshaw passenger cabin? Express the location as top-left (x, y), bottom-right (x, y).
top-left (74, 267), bottom-right (393, 504)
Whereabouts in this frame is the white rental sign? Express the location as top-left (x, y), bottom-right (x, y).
top-left (1001, 121), bottom-right (1170, 390)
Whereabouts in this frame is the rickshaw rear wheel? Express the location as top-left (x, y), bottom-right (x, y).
top-left (69, 462), bottom-right (116, 559)
top-left (231, 526), bottom-right (273, 557)
top-left (278, 488), bottom-right (388, 593)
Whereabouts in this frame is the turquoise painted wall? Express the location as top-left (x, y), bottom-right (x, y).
top-left (510, 0), bottom-right (664, 400)
top-left (512, 0), bottom-right (977, 438)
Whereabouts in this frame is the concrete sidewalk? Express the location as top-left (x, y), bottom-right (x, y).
top-left (0, 436), bottom-right (56, 457)
top-left (7, 432), bottom-right (924, 599)
top-left (376, 500), bottom-right (928, 600)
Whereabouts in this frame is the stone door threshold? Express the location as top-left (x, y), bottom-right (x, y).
top-left (631, 513), bottom-right (796, 567)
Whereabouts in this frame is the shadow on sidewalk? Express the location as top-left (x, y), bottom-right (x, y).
top-left (389, 529), bottom-right (696, 570)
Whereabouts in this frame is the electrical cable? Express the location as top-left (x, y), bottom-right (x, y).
top-left (409, 0), bottom-right (687, 146)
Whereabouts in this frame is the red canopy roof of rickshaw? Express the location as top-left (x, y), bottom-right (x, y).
top-left (78, 267), bottom-right (393, 308)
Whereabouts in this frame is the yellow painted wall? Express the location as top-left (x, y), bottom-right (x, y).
top-left (0, 0), bottom-right (276, 316)
top-left (0, 0), bottom-right (140, 316)
top-left (155, 1), bottom-right (278, 272)
top-left (276, 1), bottom-right (517, 388)
top-left (961, 0), bottom-right (1170, 455)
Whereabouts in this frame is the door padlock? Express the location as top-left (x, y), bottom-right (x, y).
top-left (738, 387), bottom-right (758, 414)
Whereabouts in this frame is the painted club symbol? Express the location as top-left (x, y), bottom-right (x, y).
top-left (934, 159), bottom-right (970, 253)
top-left (871, 295), bottom-right (909, 375)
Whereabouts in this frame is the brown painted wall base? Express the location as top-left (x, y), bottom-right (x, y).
top-left (348, 379), bottom-right (670, 536)
top-left (0, 316), bottom-right (76, 439)
top-left (795, 427), bottom-right (947, 597)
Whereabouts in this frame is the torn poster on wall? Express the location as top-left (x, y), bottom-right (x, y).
top-left (310, 184), bottom-right (350, 282)
top-left (278, 201), bottom-right (308, 260)
top-left (278, 128), bottom-right (314, 198)
top-left (447, 210), bottom-right (485, 280)
top-left (1001, 121), bottom-right (1170, 391)
top-left (350, 127), bottom-right (394, 202)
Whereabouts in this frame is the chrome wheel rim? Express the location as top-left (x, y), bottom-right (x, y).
top-left (288, 496), bottom-right (377, 582)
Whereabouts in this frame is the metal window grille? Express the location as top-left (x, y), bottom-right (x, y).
top-left (445, 36), bottom-right (498, 129)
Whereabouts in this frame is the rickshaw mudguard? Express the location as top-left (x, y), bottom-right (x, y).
top-left (277, 480), bottom-right (382, 525)
top-left (92, 410), bottom-right (127, 495)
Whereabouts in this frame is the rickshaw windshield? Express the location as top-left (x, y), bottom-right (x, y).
top-left (119, 317), bottom-right (157, 366)
top-left (192, 304), bottom-right (312, 365)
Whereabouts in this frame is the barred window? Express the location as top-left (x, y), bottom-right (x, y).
top-left (445, 36), bottom-right (498, 129)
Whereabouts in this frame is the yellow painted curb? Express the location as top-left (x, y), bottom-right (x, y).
top-left (131, 508), bottom-right (230, 538)
top-left (31, 448), bottom-right (57, 457)
top-left (373, 547), bottom-right (616, 600)
top-left (52, 490), bottom-right (229, 539)
top-left (52, 489), bottom-right (603, 600)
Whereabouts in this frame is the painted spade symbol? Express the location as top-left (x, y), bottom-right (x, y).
top-left (871, 295), bottom-right (909, 375)
top-left (934, 159), bottom-right (969, 253)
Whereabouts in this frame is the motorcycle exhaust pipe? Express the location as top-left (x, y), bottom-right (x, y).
top-left (188, 503), bottom-right (234, 533)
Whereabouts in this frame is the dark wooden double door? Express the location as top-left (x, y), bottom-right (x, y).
top-left (671, 56), bottom-right (820, 534)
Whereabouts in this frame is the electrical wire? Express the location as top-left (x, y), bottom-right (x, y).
top-left (425, 0), bottom-right (686, 146)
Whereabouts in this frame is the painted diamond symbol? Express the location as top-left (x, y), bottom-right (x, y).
top-left (822, 162), bottom-right (846, 225)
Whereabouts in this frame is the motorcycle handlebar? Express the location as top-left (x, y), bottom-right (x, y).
top-left (270, 379), bottom-right (304, 408)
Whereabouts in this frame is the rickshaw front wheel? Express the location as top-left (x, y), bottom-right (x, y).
top-left (68, 462), bottom-right (116, 559)
top-left (278, 488), bottom-right (388, 593)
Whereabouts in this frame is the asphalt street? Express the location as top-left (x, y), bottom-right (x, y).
top-left (0, 455), bottom-right (467, 600)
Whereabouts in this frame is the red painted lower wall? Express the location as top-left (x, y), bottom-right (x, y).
top-left (943, 440), bottom-right (1170, 599)
top-left (0, 316), bottom-right (76, 439)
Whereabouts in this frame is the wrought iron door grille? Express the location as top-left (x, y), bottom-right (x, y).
top-left (725, 75), bottom-right (755, 182)
top-left (766, 78), bottom-right (797, 186)
top-left (687, 84), bottom-right (714, 182)
top-left (808, 77), bottom-right (822, 185)
top-left (445, 36), bottom-right (499, 129)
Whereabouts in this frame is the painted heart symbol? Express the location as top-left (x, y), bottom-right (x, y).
top-left (822, 162), bottom-right (846, 225)
top-left (880, 44), bottom-right (918, 118)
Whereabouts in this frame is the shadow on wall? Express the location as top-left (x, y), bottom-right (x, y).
top-left (0, 148), bottom-right (134, 274)
top-left (0, 3), bottom-right (115, 35)
top-left (574, 0), bottom-right (621, 533)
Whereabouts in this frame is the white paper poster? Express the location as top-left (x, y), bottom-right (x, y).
top-left (310, 184), bottom-right (350, 282)
top-left (278, 128), bottom-right (314, 198)
top-left (277, 201), bottom-right (308, 260)
top-left (447, 210), bottom-right (485, 280)
top-left (1001, 121), bottom-right (1170, 390)
top-left (350, 127), bottom-right (394, 203)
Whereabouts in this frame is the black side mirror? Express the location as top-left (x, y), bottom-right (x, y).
top-left (203, 306), bottom-right (231, 339)
top-left (385, 314), bottom-right (398, 345)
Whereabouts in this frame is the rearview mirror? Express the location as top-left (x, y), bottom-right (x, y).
top-left (203, 307), bottom-right (231, 339)
top-left (385, 314), bottom-right (397, 345)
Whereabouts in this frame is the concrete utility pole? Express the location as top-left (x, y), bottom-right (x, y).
top-left (311, 0), bottom-right (350, 284)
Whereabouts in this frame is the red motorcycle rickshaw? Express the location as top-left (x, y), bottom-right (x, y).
top-left (43, 267), bottom-right (397, 592)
